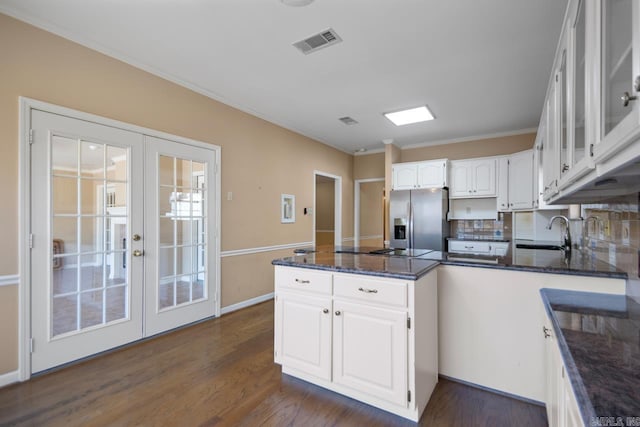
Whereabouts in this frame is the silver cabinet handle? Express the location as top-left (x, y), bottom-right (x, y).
top-left (464, 246), bottom-right (474, 249)
top-left (562, 163), bottom-right (569, 172)
top-left (295, 278), bottom-right (310, 284)
top-left (132, 234), bottom-right (142, 241)
top-left (622, 91), bottom-right (637, 107)
top-left (358, 287), bottom-right (378, 294)
top-left (542, 326), bottom-right (551, 338)
top-left (335, 311), bottom-right (341, 316)
top-left (323, 308), bottom-right (329, 314)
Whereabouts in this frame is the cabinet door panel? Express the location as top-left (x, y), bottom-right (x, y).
top-left (392, 164), bottom-right (418, 190)
top-left (277, 293), bottom-right (332, 381)
top-left (333, 300), bottom-right (407, 407)
top-left (473, 160), bottom-right (496, 196)
top-left (417, 161), bottom-right (445, 188)
top-left (508, 150), bottom-right (534, 210)
top-left (449, 163), bottom-right (471, 197)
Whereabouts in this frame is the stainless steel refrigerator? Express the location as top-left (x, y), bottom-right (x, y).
top-left (389, 188), bottom-right (449, 250)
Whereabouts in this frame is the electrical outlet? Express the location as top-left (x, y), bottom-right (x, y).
top-left (622, 220), bottom-right (630, 246)
top-left (227, 191), bottom-right (233, 201)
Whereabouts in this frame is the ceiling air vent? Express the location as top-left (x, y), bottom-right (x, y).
top-left (339, 116), bottom-right (358, 125)
top-left (293, 28), bottom-right (342, 54)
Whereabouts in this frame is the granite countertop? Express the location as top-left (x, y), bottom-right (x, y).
top-left (293, 245), bottom-right (627, 279)
top-left (272, 252), bottom-right (440, 281)
top-left (540, 289), bottom-right (640, 425)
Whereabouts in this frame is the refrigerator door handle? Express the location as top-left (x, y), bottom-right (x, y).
top-left (409, 204), bottom-right (414, 249)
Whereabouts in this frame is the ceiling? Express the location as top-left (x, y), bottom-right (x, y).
top-left (0, 0), bottom-right (568, 154)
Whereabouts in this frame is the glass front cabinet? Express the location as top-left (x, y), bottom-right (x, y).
top-left (541, 0), bottom-right (640, 203)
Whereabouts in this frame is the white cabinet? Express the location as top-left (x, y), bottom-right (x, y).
top-left (509, 150), bottom-right (534, 210)
top-left (332, 300), bottom-right (407, 406)
top-left (542, 304), bottom-right (584, 427)
top-left (449, 158), bottom-right (496, 198)
top-left (537, 0), bottom-right (640, 203)
top-left (497, 150), bottom-right (534, 211)
top-left (274, 266), bottom-right (438, 422)
top-left (392, 159), bottom-right (448, 190)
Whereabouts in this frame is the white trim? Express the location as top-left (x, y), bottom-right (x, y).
top-left (220, 292), bottom-right (274, 315)
top-left (0, 274), bottom-right (19, 287)
top-left (354, 178), bottom-right (385, 245)
top-left (358, 234), bottom-right (384, 241)
top-left (316, 229), bottom-right (334, 233)
top-left (0, 370), bottom-right (20, 388)
top-left (342, 237), bottom-right (355, 242)
top-left (220, 241), bottom-right (312, 258)
top-left (313, 171), bottom-right (343, 247)
top-left (401, 128), bottom-right (538, 151)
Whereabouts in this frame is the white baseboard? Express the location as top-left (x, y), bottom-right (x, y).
top-left (220, 292), bottom-right (274, 315)
top-left (0, 370), bottom-right (19, 388)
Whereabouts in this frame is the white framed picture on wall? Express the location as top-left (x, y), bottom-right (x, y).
top-left (281, 194), bottom-right (295, 223)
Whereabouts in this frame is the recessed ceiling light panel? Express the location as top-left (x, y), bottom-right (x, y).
top-left (384, 105), bottom-right (435, 126)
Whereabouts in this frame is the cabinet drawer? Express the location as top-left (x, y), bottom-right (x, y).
top-left (449, 240), bottom-right (491, 254)
top-left (275, 267), bottom-right (332, 295)
top-left (333, 275), bottom-right (406, 308)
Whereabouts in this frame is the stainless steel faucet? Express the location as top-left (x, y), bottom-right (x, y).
top-left (547, 215), bottom-right (572, 252)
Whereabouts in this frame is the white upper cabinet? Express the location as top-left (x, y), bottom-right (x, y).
top-left (593, 0), bottom-right (640, 163)
top-left (392, 159), bottom-right (447, 190)
top-left (509, 150), bottom-right (535, 210)
top-left (450, 158), bottom-right (497, 198)
top-left (497, 157), bottom-right (509, 211)
top-left (539, 0), bottom-right (640, 203)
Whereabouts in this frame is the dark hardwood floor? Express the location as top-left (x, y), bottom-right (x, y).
top-left (0, 301), bottom-right (547, 426)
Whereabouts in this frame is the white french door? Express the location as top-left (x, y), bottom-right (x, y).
top-left (144, 136), bottom-right (217, 336)
top-left (29, 108), bottom-right (218, 373)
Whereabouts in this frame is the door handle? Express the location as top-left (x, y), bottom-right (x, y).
top-left (132, 234), bottom-right (142, 241)
top-left (133, 249), bottom-right (144, 257)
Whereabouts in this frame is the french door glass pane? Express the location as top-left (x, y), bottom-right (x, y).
top-left (602, 0), bottom-right (633, 137)
top-left (50, 136), bottom-right (130, 337)
top-left (158, 155), bottom-right (207, 311)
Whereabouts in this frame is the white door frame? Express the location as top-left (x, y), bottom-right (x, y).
top-left (18, 97), bottom-right (221, 381)
top-left (354, 178), bottom-right (385, 245)
top-left (313, 171), bottom-right (342, 246)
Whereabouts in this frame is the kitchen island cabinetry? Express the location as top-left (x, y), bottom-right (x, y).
top-left (274, 263), bottom-right (438, 422)
top-left (437, 264), bottom-right (625, 403)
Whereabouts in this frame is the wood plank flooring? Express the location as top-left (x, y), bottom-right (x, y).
top-left (0, 301), bottom-right (547, 426)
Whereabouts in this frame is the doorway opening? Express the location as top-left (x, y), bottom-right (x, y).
top-left (313, 171), bottom-right (342, 247)
top-left (354, 178), bottom-right (385, 247)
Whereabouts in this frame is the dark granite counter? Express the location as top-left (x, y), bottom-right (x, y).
top-left (540, 289), bottom-right (640, 425)
top-left (272, 252), bottom-right (439, 281)
top-left (293, 245), bottom-right (627, 280)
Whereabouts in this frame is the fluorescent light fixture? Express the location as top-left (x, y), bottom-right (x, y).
top-left (384, 105), bottom-right (435, 126)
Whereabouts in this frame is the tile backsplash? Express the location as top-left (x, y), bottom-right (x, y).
top-left (582, 193), bottom-right (640, 300)
top-left (451, 213), bottom-right (512, 240)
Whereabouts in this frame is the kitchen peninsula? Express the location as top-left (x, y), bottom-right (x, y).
top-left (273, 246), bottom-right (628, 423)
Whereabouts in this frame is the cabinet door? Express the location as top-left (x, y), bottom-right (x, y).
top-left (497, 157), bottom-right (510, 211)
top-left (473, 159), bottom-right (496, 196)
top-left (392, 164), bottom-right (418, 190)
top-left (275, 292), bottom-right (332, 381)
top-left (417, 160), bottom-right (446, 188)
top-left (332, 300), bottom-right (408, 407)
top-left (595, 0), bottom-right (640, 160)
top-left (508, 150), bottom-right (534, 210)
top-left (449, 162), bottom-right (472, 197)
top-left (543, 81), bottom-right (560, 200)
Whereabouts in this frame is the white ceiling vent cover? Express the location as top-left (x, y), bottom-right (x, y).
top-left (339, 116), bottom-right (358, 125)
top-left (293, 28), bottom-right (342, 54)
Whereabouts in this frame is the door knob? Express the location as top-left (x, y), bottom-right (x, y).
top-left (133, 249), bottom-right (144, 257)
top-left (132, 234), bottom-right (142, 241)
top-left (335, 311), bottom-right (341, 316)
top-left (621, 91), bottom-right (637, 107)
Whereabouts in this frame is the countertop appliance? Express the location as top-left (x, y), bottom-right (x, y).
top-left (389, 188), bottom-right (449, 251)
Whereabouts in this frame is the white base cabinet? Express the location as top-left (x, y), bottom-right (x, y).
top-left (542, 304), bottom-right (583, 427)
top-left (437, 265), bottom-right (624, 402)
top-left (274, 266), bottom-right (438, 422)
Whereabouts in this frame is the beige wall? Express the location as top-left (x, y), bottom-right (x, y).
top-left (0, 13), bottom-right (354, 375)
top-left (0, 285), bottom-right (18, 374)
top-left (400, 133), bottom-right (536, 162)
top-left (354, 152), bottom-right (384, 180)
top-left (359, 181), bottom-right (384, 238)
top-left (315, 181), bottom-right (335, 231)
